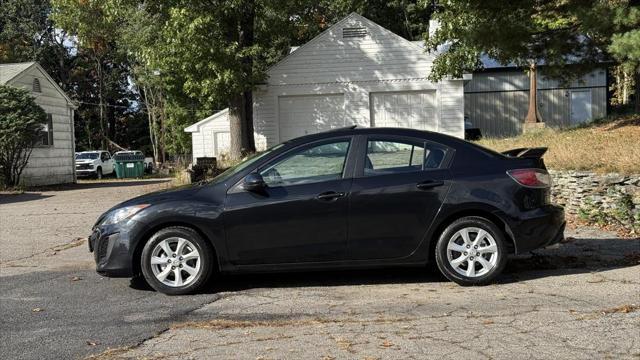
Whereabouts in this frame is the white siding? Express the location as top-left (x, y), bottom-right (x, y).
top-left (253, 14), bottom-right (465, 147)
top-left (8, 66), bottom-right (75, 186)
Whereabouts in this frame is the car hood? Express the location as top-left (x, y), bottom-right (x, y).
top-left (75, 159), bottom-right (96, 164)
top-left (115, 183), bottom-right (202, 209)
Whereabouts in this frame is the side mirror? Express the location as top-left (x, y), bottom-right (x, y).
top-left (243, 173), bottom-right (266, 192)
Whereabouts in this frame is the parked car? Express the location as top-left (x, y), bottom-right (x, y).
top-left (89, 127), bottom-right (565, 295)
top-left (75, 151), bottom-right (115, 179)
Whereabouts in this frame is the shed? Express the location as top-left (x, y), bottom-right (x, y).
top-left (465, 59), bottom-right (608, 137)
top-left (0, 62), bottom-right (77, 186)
top-left (184, 109), bottom-right (232, 161)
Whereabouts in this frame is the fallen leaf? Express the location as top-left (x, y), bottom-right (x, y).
top-left (482, 320), bottom-right (494, 325)
top-left (87, 341), bottom-right (100, 346)
top-left (381, 340), bottom-right (393, 348)
top-left (71, 276), bottom-right (82, 282)
top-left (31, 308), bottom-right (44, 313)
top-left (601, 304), bottom-right (640, 315)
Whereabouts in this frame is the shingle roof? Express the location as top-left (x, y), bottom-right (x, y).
top-left (0, 62), bottom-right (37, 84)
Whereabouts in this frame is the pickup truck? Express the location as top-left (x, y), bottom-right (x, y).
top-left (75, 151), bottom-right (115, 179)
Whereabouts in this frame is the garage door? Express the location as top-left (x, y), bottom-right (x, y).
top-left (278, 94), bottom-right (345, 142)
top-left (371, 91), bottom-right (437, 131)
top-left (214, 131), bottom-right (230, 156)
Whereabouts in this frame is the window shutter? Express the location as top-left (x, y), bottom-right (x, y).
top-left (47, 114), bottom-right (54, 146)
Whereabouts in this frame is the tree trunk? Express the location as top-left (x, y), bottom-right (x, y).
top-left (96, 57), bottom-right (107, 150)
top-left (227, 0), bottom-right (257, 160)
top-left (228, 94), bottom-right (244, 161)
top-left (635, 68), bottom-right (640, 113)
top-left (525, 63), bottom-right (543, 123)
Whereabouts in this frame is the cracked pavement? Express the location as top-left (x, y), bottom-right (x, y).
top-left (1, 180), bottom-right (639, 359)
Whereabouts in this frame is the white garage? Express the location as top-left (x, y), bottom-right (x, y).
top-left (278, 94), bottom-right (345, 141)
top-left (186, 13), bottom-right (467, 159)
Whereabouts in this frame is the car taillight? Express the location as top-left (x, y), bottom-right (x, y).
top-left (507, 169), bottom-right (551, 188)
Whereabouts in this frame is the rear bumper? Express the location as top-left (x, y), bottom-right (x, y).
top-left (507, 205), bottom-right (566, 254)
top-left (88, 220), bottom-right (149, 277)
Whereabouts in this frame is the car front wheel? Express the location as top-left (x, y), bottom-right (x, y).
top-left (435, 216), bottom-right (507, 286)
top-left (141, 226), bottom-right (214, 295)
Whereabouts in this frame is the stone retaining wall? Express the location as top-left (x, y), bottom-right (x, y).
top-left (550, 170), bottom-right (640, 231)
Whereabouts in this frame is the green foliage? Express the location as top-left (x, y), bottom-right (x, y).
top-left (578, 190), bottom-right (639, 233)
top-left (608, 4), bottom-right (640, 73)
top-left (0, 85), bottom-right (47, 187)
top-left (426, 0), bottom-right (623, 82)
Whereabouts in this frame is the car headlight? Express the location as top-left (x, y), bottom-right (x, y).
top-left (101, 204), bottom-right (150, 225)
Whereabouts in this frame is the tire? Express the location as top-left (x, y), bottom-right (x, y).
top-left (141, 226), bottom-right (215, 295)
top-left (96, 167), bottom-right (103, 179)
top-left (435, 216), bottom-right (507, 286)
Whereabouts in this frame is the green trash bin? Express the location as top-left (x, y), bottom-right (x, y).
top-left (113, 152), bottom-right (145, 178)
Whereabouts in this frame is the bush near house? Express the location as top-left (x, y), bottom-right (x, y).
top-left (476, 114), bottom-right (640, 175)
top-left (0, 85), bottom-right (47, 188)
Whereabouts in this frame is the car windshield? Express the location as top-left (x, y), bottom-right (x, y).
top-left (208, 144), bottom-right (285, 185)
top-left (76, 153), bottom-right (99, 160)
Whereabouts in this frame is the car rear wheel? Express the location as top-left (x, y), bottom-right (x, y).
top-left (435, 216), bottom-right (507, 286)
top-left (141, 227), bottom-right (214, 295)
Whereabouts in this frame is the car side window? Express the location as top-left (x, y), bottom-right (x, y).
top-left (260, 141), bottom-right (350, 186)
top-left (364, 139), bottom-right (446, 176)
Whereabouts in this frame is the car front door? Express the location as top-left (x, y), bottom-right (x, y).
top-left (348, 135), bottom-right (452, 260)
top-left (223, 138), bottom-right (355, 265)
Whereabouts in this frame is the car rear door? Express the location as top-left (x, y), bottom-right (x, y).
top-left (347, 135), bottom-right (453, 260)
top-left (223, 137), bottom-right (356, 265)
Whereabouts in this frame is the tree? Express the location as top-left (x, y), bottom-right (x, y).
top-left (51, 0), bottom-right (122, 150)
top-left (297, 0), bottom-right (432, 42)
top-left (0, 85), bottom-right (47, 187)
top-left (426, 0), bottom-right (618, 125)
top-left (608, 3), bottom-right (640, 112)
top-left (0, 0), bottom-right (76, 92)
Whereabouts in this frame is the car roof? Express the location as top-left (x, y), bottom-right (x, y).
top-left (286, 126), bottom-right (469, 149)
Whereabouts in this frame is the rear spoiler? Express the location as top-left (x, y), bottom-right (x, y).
top-left (501, 147), bottom-right (548, 159)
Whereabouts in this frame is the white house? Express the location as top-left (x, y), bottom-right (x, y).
top-left (0, 62), bottom-right (77, 186)
top-left (185, 13), bottom-right (466, 159)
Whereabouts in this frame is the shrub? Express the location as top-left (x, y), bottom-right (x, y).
top-left (0, 85), bottom-right (47, 187)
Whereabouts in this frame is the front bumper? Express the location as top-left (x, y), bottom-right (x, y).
top-left (508, 205), bottom-right (566, 254)
top-left (88, 219), bottom-right (149, 277)
top-left (76, 169), bottom-right (97, 177)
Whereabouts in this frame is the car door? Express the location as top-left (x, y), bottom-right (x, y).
top-left (223, 137), bottom-right (355, 265)
top-left (103, 152), bottom-right (114, 174)
top-left (347, 135), bottom-right (452, 260)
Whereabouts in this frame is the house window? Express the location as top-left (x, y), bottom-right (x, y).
top-left (40, 114), bottom-right (54, 146)
top-left (342, 27), bottom-right (368, 38)
top-left (33, 78), bottom-right (41, 93)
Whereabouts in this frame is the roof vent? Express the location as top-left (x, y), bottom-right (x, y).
top-left (342, 27), bottom-right (367, 38)
top-left (33, 78), bottom-right (41, 93)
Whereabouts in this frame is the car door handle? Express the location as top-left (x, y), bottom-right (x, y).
top-left (416, 180), bottom-right (444, 190)
top-left (315, 191), bottom-right (346, 201)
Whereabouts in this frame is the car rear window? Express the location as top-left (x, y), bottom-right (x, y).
top-left (364, 139), bottom-right (446, 176)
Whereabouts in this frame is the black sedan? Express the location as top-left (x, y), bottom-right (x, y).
top-left (89, 127), bottom-right (565, 295)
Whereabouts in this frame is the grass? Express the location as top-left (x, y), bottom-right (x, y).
top-left (476, 114), bottom-right (640, 174)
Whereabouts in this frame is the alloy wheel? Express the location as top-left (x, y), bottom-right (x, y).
top-left (150, 237), bottom-right (201, 287)
top-left (446, 227), bottom-right (498, 278)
